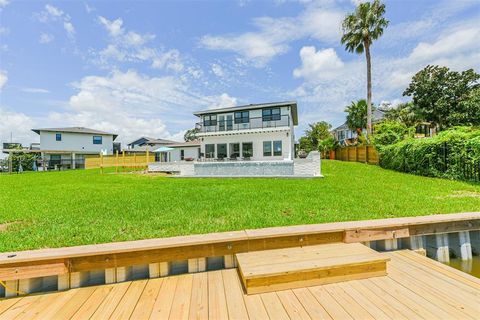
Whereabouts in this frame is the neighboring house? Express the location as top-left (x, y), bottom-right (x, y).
top-left (31, 127), bottom-right (118, 169)
top-left (154, 140), bottom-right (201, 162)
top-left (126, 137), bottom-right (177, 152)
top-left (332, 109), bottom-right (385, 146)
top-left (193, 101), bottom-right (298, 161)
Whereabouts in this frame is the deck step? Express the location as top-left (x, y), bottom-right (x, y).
top-left (236, 242), bottom-right (389, 294)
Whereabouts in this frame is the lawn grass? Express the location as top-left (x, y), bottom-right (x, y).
top-left (1, 160), bottom-right (479, 252)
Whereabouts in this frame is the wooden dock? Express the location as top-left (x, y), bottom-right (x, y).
top-left (0, 250), bottom-right (478, 319)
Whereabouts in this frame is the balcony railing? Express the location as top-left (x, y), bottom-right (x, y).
top-left (195, 115), bottom-right (290, 133)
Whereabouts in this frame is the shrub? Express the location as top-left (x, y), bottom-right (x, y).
top-left (372, 121), bottom-right (413, 151)
top-left (378, 127), bottom-right (480, 181)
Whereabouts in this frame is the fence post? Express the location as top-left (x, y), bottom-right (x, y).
top-left (365, 146), bottom-right (369, 164)
top-left (355, 146), bottom-right (358, 162)
top-left (134, 153), bottom-right (137, 169)
top-left (115, 151), bottom-right (119, 174)
top-left (100, 152), bottom-right (104, 174)
top-left (122, 150), bottom-right (126, 172)
top-left (146, 149), bottom-right (149, 171)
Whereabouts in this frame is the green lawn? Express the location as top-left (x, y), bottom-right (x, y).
top-left (1, 160), bottom-right (479, 252)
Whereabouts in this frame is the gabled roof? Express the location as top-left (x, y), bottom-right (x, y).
top-left (128, 137), bottom-right (177, 146)
top-left (32, 127), bottom-right (118, 140)
top-left (167, 140), bottom-right (201, 148)
top-left (193, 101), bottom-right (298, 125)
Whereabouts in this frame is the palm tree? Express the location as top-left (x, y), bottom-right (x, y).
top-left (341, 0), bottom-right (389, 136)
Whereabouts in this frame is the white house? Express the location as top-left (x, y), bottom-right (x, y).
top-left (193, 101), bottom-right (297, 161)
top-left (126, 137), bottom-right (177, 152)
top-left (154, 141), bottom-right (201, 162)
top-left (32, 127), bottom-right (118, 169)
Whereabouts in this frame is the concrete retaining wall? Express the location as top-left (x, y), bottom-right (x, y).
top-left (294, 151), bottom-right (321, 177)
top-left (148, 162), bottom-right (194, 176)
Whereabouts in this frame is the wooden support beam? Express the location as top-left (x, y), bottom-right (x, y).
top-left (4, 280), bottom-right (18, 298)
top-left (70, 272), bottom-right (88, 288)
top-left (376, 239), bottom-right (398, 251)
top-left (18, 278), bottom-right (43, 294)
top-left (0, 260), bottom-right (68, 281)
top-left (188, 258), bottom-right (206, 273)
top-left (57, 274), bottom-right (69, 290)
top-left (224, 255), bottom-right (237, 269)
top-left (116, 266), bottom-right (132, 282)
top-left (344, 228), bottom-right (409, 243)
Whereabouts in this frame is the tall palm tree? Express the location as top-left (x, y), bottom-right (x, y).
top-left (341, 0), bottom-right (389, 136)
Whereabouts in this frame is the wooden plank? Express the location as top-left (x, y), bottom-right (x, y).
top-left (0, 297), bottom-right (21, 316)
top-left (276, 290), bottom-right (311, 320)
top-left (90, 281), bottom-right (131, 320)
top-left (169, 274), bottom-right (194, 320)
top-left (36, 286), bottom-right (97, 320)
top-left (309, 286), bottom-right (353, 320)
top-left (0, 295), bottom-right (43, 320)
top-left (129, 278), bottom-right (163, 320)
top-left (70, 285), bottom-right (115, 320)
top-left (207, 270), bottom-right (228, 320)
top-left (323, 283), bottom-right (376, 320)
top-left (108, 279), bottom-right (148, 319)
top-left (13, 291), bottom-right (68, 320)
top-left (292, 288), bottom-right (333, 320)
top-left (149, 276), bottom-right (178, 319)
top-left (0, 260), bottom-right (67, 281)
top-left (222, 269), bottom-right (249, 319)
top-left (188, 273), bottom-right (208, 320)
top-left (260, 292), bottom-right (290, 320)
top-left (335, 282), bottom-right (391, 320)
top-left (243, 293), bottom-right (269, 320)
top-left (344, 227), bottom-right (409, 243)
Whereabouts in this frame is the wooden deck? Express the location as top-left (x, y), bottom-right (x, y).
top-left (0, 250), bottom-right (478, 319)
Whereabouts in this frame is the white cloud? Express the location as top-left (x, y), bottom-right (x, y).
top-left (63, 21), bottom-right (75, 38)
top-left (409, 27), bottom-right (480, 63)
top-left (207, 93), bottom-right (237, 109)
top-left (293, 47), bottom-right (344, 82)
top-left (200, 3), bottom-right (343, 66)
top-left (98, 16), bottom-right (124, 37)
top-left (0, 0), bottom-right (9, 9)
top-left (96, 16), bottom-right (183, 73)
top-left (39, 33), bottom-right (54, 44)
top-left (0, 107), bottom-right (36, 147)
top-left (211, 64), bottom-right (225, 77)
top-left (0, 27), bottom-right (9, 36)
top-left (0, 70), bottom-right (7, 90)
top-left (21, 87), bottom-right (50, 93)
top-left (45, 4), bottom-right (63, 17)
top-left (36, 4), bottom-right (76, 40)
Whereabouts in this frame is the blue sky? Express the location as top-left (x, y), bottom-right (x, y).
top-left (0, 0), bottom-right (479, 146)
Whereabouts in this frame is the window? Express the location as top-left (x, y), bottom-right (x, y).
top-left (203, 115), bottom-right (217, 126)
top-left (229, 143), bottom-right (240, 158)
top-left (55, 133), bottom-right (62, 141)
top-left (217, 144), bottom-right (227, 159)
top-left (234, 111), bottom-right (249, 124)
top-left (273, 140), bottom-right (282, 156)
top-left (180, 150), bottom-right (185, 160)
top-left (93, 136), bottom-right (102, 144)
top-left (263, 141), bottom-right (272, 156)
top-left (205, 144), bottom-right (215, 158)
top-left (242, 142), bottom-right (253, 158)
top-left (262, 108), bottom-right (281, 121)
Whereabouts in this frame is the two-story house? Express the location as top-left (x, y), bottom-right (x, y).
top-left (193, 101), bottom-right (298, 161)
top-left (32, 127), bottom-right (118, 169)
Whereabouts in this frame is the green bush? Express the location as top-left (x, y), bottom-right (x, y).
top-left (378, 127), bottom-right (480, 181)
top-left (372, 121), bottom-right (413, 151)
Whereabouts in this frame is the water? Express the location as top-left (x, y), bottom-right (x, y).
top-left (446, 256), bottom-right (480, 278)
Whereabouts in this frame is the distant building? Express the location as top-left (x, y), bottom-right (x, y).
top-left (126, 137), bottom-right (177, 152)
top-left (31, 127), bottom-right (118, 169)
top-left (332, 109), bottom-right (385, 146)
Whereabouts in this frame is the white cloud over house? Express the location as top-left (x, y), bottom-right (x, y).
top-left (0, 70), bottom-right (7, 90)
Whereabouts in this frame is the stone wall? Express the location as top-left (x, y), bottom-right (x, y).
top-left (148, 162), bottom-right (194, 176)
top-left (194, 160), bottom-right (294, 176)
top-left (293, 151), bottom-right (321, 177)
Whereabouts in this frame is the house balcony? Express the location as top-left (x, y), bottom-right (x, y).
top-left (195, 115), bottom-right (290, 135)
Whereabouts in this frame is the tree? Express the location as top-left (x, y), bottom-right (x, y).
top-left (298, 122), bottom-right (333, 152)
top-left (403, 65), bottom-right (480, 129)
top-left (184, 128), bottom-right (199, 142)
top-left (345, 99), bottom-right (374, 134)
top-left (341, 0), bottom-right (389, 136)
top-left (383, 102), bottom-right (423, 127)
top-left (371, 120), bottom-right (413, 150)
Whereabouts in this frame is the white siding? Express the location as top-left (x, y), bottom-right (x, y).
top-left (168, 146), bottom-right (200, 161)
top-left (39, 131), bottom-right (115, 154)
top-left (201, 130), bottom-right (293, 160)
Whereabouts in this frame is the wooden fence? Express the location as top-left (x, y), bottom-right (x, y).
top-left (334, 145), bottom-right (379, 164)
top-left (85, 152), bottom-right (155, 170)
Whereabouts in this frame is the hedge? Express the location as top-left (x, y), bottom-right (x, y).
top-left (378, 127), bottom-right (480, 181)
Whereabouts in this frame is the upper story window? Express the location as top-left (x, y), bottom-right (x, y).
top-left (203, 115), bottom-right (217, 126)
top-left (55, 133), bottom-right (62, 141)
top-left (262, 108), bottom-right (281, 121)
top-left (93, 136), bottom-right (102, 145)
top-left (234, 111), bottom-right (249, 124)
